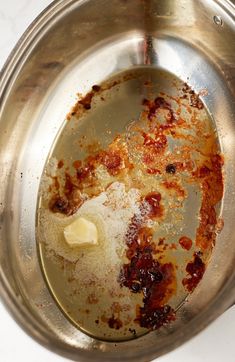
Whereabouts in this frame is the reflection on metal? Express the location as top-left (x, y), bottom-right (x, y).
top-left (214, 15), bottom-right (223, 26)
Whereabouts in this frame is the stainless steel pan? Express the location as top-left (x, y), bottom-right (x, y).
top-left (0, 0), bottom-right (235, 361)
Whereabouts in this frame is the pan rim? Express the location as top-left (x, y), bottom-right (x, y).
top-left (0, 0), bottom-right (235, 361)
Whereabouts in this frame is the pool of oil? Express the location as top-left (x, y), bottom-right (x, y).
top-left (36, 67), bottom-right (223, 341)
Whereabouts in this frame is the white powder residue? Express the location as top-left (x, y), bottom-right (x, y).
top-left (45, 157), bottom-right (58, 178)
top-left (39, 157), bottom-right (61, 201)
top-left (38, 182), bottom-right (141, 283)
top-left (105, 182), bottom-right (140, 210)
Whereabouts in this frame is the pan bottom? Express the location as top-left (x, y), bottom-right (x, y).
top-left (37, 65), bottom-right (223, 342)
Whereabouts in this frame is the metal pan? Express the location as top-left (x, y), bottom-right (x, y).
top-left (0, 0), bottom-right (235, 361)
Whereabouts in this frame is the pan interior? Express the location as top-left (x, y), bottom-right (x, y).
top-left (37, 67), bottom-right (223, 342)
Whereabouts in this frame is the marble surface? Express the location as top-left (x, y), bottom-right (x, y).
top-left (0, 1), bottom-right (235, 361)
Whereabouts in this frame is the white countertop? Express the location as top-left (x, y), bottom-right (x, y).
top-left (0, 1), bottom-right (235, 361)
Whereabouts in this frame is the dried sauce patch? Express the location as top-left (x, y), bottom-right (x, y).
top-left (195, 154), bottom-right (224, 250)
top-left (66, 72), bottom-right (137, 120)
top-left (119, 196), bottom-right (176, 330)
top-left (108, 315), bottom-right (123, 330)
top-left (182, 83), bottom-right (204, 110)
top-left (182, 253), bottom-right (206, 292)
top-left (142, 97), bottom-right (176, 122)
top-left (162, 181), bottom-right (186, 198)
top-left (179, 236), bottom-right (192, 251)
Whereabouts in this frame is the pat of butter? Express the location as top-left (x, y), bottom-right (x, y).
top-left (64, 217), bottom-right (98, 247)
